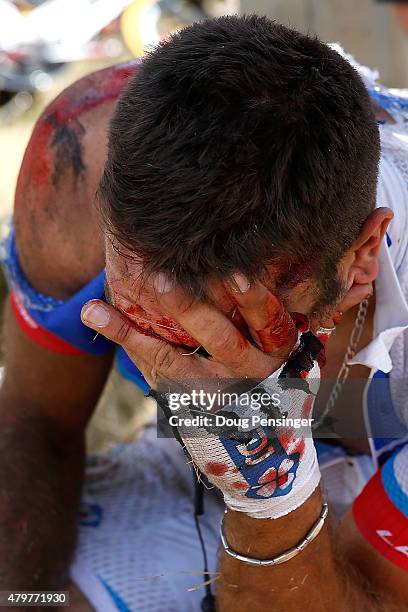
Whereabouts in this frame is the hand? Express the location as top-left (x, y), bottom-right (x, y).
top-left (318, 282), bottom-right (373, 330)
top-left (81, 274), bottom-right (322, 520)
top-left (81, 274), bottom-right (298, 388)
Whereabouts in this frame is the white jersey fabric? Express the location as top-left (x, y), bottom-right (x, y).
top-left (70, 419), bottom-right (376, 612)
top-left (71, 421), bottom-right (224, 611)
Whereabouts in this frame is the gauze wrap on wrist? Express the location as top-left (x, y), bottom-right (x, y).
top-left (172, 332), bottom-right (324, 520)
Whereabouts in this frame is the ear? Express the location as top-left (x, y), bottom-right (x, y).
top-left (345, 207), bottom-right (394, 289)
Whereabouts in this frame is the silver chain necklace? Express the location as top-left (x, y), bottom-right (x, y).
top-left (312, 298), bottom-right (370, 431)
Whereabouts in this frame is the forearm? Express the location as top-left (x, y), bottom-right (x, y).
top-left (0, 403), bottom-right (84, 590)
top-left (217, 488), bottom-right (399, 612)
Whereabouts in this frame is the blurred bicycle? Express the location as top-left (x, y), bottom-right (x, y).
top-left (0, 0), bottom-right (235, 121)
top-left (121, 0), bottom-right (237, 56)
top-left (0, 0), bottom-right (132, 120)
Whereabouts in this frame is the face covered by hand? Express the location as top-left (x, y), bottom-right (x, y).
top-left (81, 257), bottom-right (333, 520)
top-left (104, 237), bottom-right (323, 354)
top-left (105, 236), bottom-right (246, 348)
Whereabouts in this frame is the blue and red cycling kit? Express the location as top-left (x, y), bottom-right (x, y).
top-left (4, 228), bottom-right (149, 392)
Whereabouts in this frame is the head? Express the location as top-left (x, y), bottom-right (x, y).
top-left (99, 15), bottom-right (390, 346)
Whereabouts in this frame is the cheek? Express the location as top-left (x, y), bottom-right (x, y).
top-left (283, 284), bottom-right (319, 317)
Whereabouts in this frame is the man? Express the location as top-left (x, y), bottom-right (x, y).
top-left (1, 14), bottom-right (408, 611)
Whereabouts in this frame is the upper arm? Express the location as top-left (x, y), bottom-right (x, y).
top-left (1, 62), bottom-right (140, 434)
top-left (14, 61), bottom-right (139, 298)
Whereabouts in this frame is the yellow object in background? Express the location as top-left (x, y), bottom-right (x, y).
top-left (121, 0), bottom-right (161, 57)
top-left (121, 0), bottom-right (202, 57)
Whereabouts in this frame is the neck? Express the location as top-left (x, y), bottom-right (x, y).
top-left (339, 292), bottom-right (375, 352)
top-left (320, 294), bottom-right (375, 377)
top-left (315, 293), bottom-right (376, 453)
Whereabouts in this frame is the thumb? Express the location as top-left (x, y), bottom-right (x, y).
top-left (81, 299), bottom-right (208, 385)
top-left (81, 299), bottom-right (138, 350)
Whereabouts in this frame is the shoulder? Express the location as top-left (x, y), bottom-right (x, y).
top-left (14, 61), bottom-right (140, 299)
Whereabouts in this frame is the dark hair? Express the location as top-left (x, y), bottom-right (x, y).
top-left (99, 15), bottom-right (380, 300)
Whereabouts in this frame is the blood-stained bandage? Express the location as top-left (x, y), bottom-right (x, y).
top-left (160, 332), bottom-right (325, 520)
top-left (353, 444), bottom-right (408, 572)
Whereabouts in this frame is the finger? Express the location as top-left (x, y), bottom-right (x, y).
top-left (111, 285), bottom-right (199, 348)
top-left (337, 283), bottom-right (373, 313)
top-left (318, 283), bottom-right (373, 330)
top-left (151, 275), bottom-right (281, 378)
top-left (80, 299), bottom-right (209, 386)
top-left (225, 273), bottom-right (297, 357)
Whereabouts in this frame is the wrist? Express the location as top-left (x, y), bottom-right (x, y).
top-left (172, 331), bottom-right (324, 521)
top-left (223, 487), bottom-right (324, 560)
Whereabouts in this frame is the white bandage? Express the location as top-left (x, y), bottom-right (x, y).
top-left (173, 335), bottom-right (323, 520)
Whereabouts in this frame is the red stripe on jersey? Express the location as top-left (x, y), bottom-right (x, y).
top-left (10, 291), bottom-right (83, 356)
top-left (353, 469), bottom-right (408, 572)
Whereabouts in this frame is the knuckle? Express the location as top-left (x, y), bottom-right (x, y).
top-left (152, 341), bottom-right (177, 373)
top-left (235, 282), bottom-right (267, 307)
top-left (115, 319), bottom-right (134, 346)
top-left (157, 286), bottom-right (195, 317)
top-left (213, 326), bottom-right (246, 362)
top-left (176, 294), bottom-right (197, 316)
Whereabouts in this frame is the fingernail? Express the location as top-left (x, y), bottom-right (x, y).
top-left (231, 272), bottom-right (250, 293)
top-left (81, 302), bottom-right (111, 328)
top-left (153, 272), bottom-right (173, 294)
